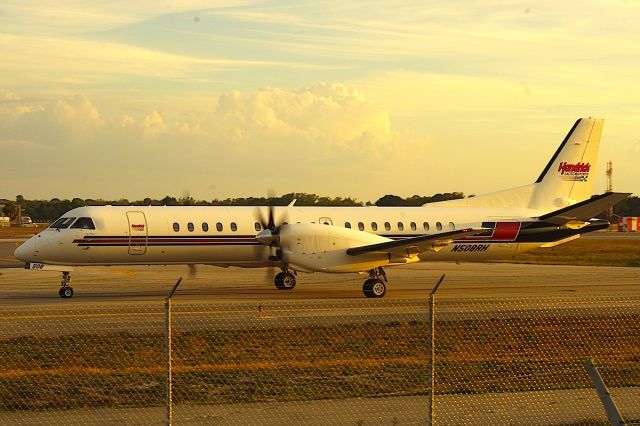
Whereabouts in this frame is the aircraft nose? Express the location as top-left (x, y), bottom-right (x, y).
top-left (14, 237), bottom-right (36, 262)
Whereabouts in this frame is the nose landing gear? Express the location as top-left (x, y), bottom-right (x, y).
top-left (58, 271), bottom-right (74, 298)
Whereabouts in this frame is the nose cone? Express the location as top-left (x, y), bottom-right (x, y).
top-left (14, 237), bottom-right (36, 262)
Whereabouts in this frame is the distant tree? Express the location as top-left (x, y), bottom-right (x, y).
top-left (612, 196), bottom-right (640, 217)
top-left (160, 196), bottom-right (178, 206)
top-left (375, 192), bottom-right (465, 206)
top-left (375, 195), bottom-right (406, 206)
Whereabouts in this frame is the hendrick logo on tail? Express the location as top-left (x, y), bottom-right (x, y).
top-left (558, 162), bottom-right (591, 182)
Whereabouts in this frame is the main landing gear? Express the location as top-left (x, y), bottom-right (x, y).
top-left (58, 271), bottom-right (74, 298)
top-left (274, 270), bottom-right (296, 290)
top-left (363, 267), bottom-right (387, 298)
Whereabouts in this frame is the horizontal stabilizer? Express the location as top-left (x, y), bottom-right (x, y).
top-left (346, 228), bottom-right (487, 258)
top-left (539, 192), bottom-right (630, 225)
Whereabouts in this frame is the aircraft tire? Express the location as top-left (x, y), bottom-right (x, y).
top-left (363, 279), bottom-right (386, 298)
top-left (274, 272), bottom-right (296, 290)
top-left (60, 287), bottom-right (74, 298)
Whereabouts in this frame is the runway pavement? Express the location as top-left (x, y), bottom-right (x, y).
top-left (1, 232), bottom-right (639, 307)
top-left (1, 256), bottom-right (639, 337)
top-left (1, 237), bottom-right (639, 425)
top-left (0, 238), bottom-right (24, 268)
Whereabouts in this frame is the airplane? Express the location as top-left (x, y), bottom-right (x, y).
top-left (14, 118), bottom-right (629, 299)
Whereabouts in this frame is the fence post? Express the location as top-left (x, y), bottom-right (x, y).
top-left (165, 277), bottom-right (183, 426)
top-left (428, 274), bottom-right (445, 426)
top-left (584, 359), bottom-right (627, 426)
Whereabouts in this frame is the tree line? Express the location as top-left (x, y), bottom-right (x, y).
top-left (1, 192), bottom-right (637, 222)
top-left (1, 192), bottom-right (466, 221)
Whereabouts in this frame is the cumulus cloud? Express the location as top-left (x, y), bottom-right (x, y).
top-left (141, 110), bottom-right (168, 139)
top-left (0, 94), bottom-right (104, 145)
top-left (211, 83), bottom-right (393, 153)
top-left (0, 83), bottom-right (431, 199)
top-left (0, 82), bottom-right (406, 150)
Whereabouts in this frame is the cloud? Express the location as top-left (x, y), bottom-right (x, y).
top-left (0, 82), bottom-right (416, 150)
top-left (0, 33), bottom-right (311, 90)
top-left (211, 83), bottom-right (394, 154)
top-left (0, 94), bottom-right (104, 145)
top-left (141, 110), bottom-right (168, 139)
top-left (0, 1), bottom-right (254, 34)
top-left (0, 83), bottom-right (430, 199)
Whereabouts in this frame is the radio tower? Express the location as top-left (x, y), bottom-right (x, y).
top-left (606, 161), bottom-right (614, 226)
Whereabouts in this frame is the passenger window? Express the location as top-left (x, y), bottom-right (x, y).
top-left (50, 217), bottom-right (76, 229)
top-left (70, 217), bottom-right (96, 230)
top-left (173, 222), bottom-right (180, 232)
top-left (187, 222), bottom-right (194, 232)
top-left (202, 222), bottom-right (209, 232)
top-left (423, 222), bottom-right (430, 231)
top-left (371, 222), bottom-right (378, 231)
top-left (410, 222), bottom-right (417, 231)
top-left (231, 222), bottom-right (237, 232)
top-left (255, 222), bottom-right (262, 231)
top-left (449, 222), bottom-right (455, 230)
top-left (358, 222), bottom-right (365, 231)
top-left (436, 222), bottom-right (443, 231)
top-left (384, 222), bottom-right (391, 231)
top-left (345, 222), bottom-right (351, 228)
top-left (216, 222), bottom-right (223, 232)
top-left (397, 222), bottom-right (404, 231)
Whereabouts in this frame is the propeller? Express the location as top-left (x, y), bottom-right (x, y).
top-left (253, 192), bottom-right (289, 282)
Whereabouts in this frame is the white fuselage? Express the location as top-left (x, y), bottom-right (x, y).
top-left (16, 204), bottom-right (560, 273)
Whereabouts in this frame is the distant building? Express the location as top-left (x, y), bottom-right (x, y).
top-left (618, 217), bottom-right (640, 232)
top-left (0, 216), bottom-right (9, 228)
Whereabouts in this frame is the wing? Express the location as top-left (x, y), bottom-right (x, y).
top-left (539, 192), bottom-right (630, 225)
top-left (346, 228), bottom-right (488, 258)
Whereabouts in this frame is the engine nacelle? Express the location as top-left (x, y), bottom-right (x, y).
top-left (278, 223), bottom-right (393, 273)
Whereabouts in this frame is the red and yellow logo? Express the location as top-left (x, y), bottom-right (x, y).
top-left (558, 162), bottom-right (590, 181)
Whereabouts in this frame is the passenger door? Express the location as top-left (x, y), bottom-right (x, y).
top-left (126, 211), bottom-right (148, 255)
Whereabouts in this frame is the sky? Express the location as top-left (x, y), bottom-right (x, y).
top-left (1, 0), bottom-right (638, 202)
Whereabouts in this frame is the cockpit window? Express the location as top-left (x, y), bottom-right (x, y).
top-left (70, 217), bottom-right (96, 230)
top-left (50, 217), bottom-right (76, 229)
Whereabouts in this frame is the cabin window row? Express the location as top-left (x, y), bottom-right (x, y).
top-left (173, 222), bottom-right (238, 232)
top-left (344, 221), bottom-right (455, 232)
top-left (172, 220), bottom-right (456, 233)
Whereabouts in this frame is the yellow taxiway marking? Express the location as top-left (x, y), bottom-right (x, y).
top-left (0, 257), bottom-right (19, 262)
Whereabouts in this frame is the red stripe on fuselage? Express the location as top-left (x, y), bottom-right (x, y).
top-left (492, 222), bottom-right (521, 240)
top-left (462, 221), bottom-right (521, 241)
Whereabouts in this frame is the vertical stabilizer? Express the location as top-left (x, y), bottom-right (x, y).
top-left (529, 118), bottom-right (603, 211)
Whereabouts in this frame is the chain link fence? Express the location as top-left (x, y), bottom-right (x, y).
top-left (431, 293), bottom-right (640, 425)
top-left (0, 284), bottom-right (638, 425)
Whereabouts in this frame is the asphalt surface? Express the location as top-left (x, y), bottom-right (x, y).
top-left (2, 389), bottom-right (640, 426)
top-left (1, 236), bottom-right (639, 425)
top-left (1, 251), bottom-right (639, 337)
top-left (0, 238), bottom-right (24, 268)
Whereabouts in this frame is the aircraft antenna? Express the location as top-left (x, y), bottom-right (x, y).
top-left (606, 161), bottom-right (613, 193)
top-left (606, 161), bottom-right (614, 226)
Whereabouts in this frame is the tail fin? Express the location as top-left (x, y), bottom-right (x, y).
top-left (423, 118), bottom-right (604, 212)
top-left (529, 118), bottom-right (603, 210)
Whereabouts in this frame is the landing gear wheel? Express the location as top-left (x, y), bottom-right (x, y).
top-left (59, 287), bottom-right (74, 298)
top-left (363, 279), bottom-right (386, 298)
top-left (274, 271), bottom-right (296, 290)
top-left (59, 271), bottom-right (73, 298)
